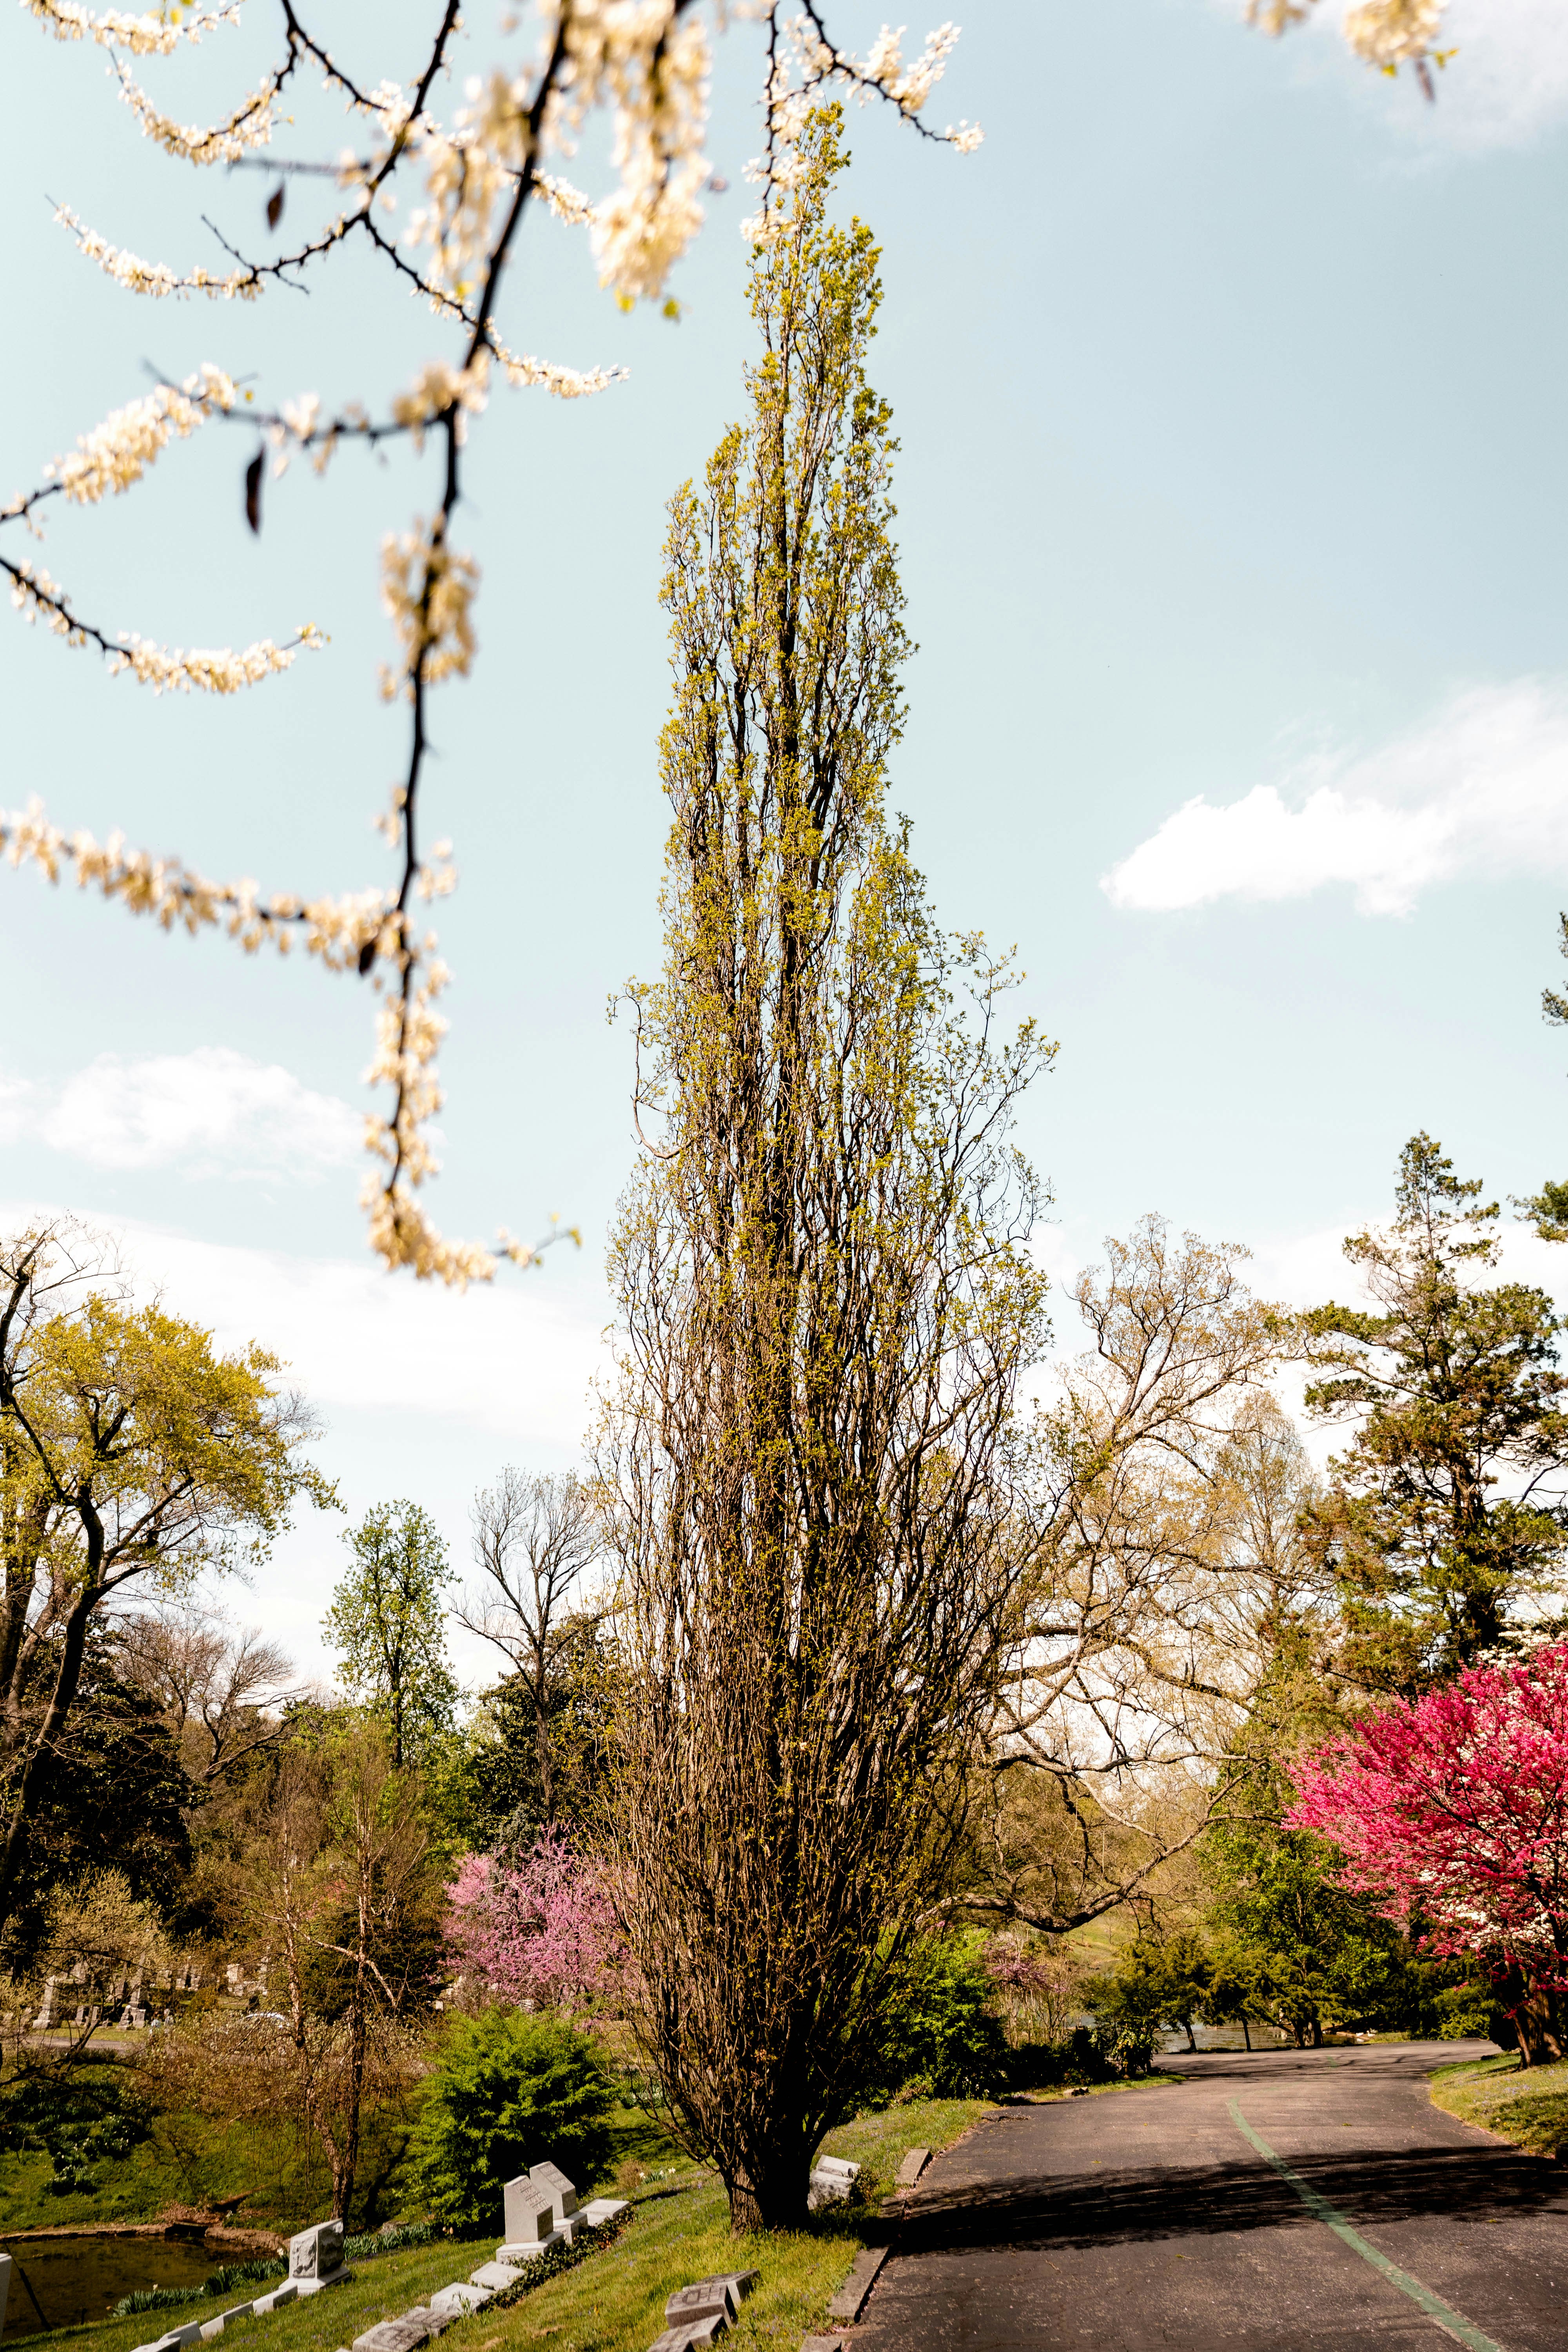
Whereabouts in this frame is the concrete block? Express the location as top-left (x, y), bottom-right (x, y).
top-left (826, 2244), bottom-right (890, 2323)
top-left (351, 2319), bottom-right (431, 2352)
top-left (664, 2278), bottom-right (738, 2328)
top-left (250, 2285), bottom-right (298, 2316)
top-left (895, 2145), bottom-right (931, 2187)
top-left (645, 2325), bottom-right (726, 2352)
top-left (429, 2285), bottom-right (492, 2317)
top-left (468, 2261), bottom-right (523, 2290)
top-left (581, 2197), bottom-right (628, 2227)
top-left (494, 2231), bottom-right (563, 2263)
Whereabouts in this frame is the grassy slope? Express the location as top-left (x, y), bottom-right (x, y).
top-left (0, 2068), bottom-right (414, 2237)
top-left (1427, 2053), bottom-right (1568, 2158)
top-left (25, 2098), bottom-right (992, 2352)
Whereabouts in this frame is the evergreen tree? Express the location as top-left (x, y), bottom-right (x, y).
top-left (1300, 1132), bottom-right (1568, 1693)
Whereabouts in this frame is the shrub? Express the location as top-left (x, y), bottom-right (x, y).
top-left (410, 2007), bottom-right (616, 2234)
top-left (863, 1935), bottom-right (1011, 2104)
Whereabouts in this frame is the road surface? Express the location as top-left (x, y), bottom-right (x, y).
top-left (851, 2042), bottom-right (1566, 2351)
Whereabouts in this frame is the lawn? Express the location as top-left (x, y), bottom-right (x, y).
top-left (14, 2097), bottom-right (993, 2352)
top-left (1427, 2052), bottom-right (1568, 2159)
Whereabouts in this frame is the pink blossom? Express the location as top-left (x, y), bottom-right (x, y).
top-left (445, 1829), bottom-right (619, 2013)
top-left (1286, 1641), bottom-right (1568, 2015)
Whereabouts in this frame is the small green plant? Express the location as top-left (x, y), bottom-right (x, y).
top-left (410, 2007), bottom-right (617, 2234)
top-left (0, 2067), bottom-right (153, 2196)
top-left (863, 1935), bottom-right (1011, 2105)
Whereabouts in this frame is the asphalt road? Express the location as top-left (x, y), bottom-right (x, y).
top-left (850, 2042), bottom-right (1567, 2351)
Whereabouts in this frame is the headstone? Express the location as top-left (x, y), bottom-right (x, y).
top-left (351, 2320), bottom-right (430, 2352)
top-left (529, 2160), bottom-right (579, 2220)
top-left (154, 2326), bottom-right (203, 2350)
top-left (502, 2176), bottom-right (559, 2245)
top-left (665, 2280), bottom-right (739, 2328)
top-left (468, 2261), bottom-right (523, 2290)
top-left (289, 2219), bottom-right (347, 2280)
top-left (646, 2323), bottom-right (727, 2352)
top-left (895, 2145), bottom-right (930, 2187)
top-left (808, 2155), bottom-right (860, 2210)
top-left (429, 2284), bottom-right (492, 2317)
top-left (401, 2309), bottom-right (452, 2339)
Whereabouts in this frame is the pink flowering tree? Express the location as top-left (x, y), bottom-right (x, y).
top-left (1286, 1641), bottom-right (1568, 2064)
top-left (445, 1830), bottom-right (619, 2018)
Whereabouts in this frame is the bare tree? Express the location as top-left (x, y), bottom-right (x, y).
top-left (252, 1724), bottom-right (432, 2225)
top-left (114, 1603), bottom-right (303, 1784)
top-left (458, 1470), bottom-right (601, 1829)
top-left (972, 1221), bottom-right (1316, 1935)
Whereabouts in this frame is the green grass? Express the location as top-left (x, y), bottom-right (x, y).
top-left (1427, 2051), bottom-right (1568, 2158)
top-left (20, 2098), bottom-right (991, 2352)
top-left (0, 2069), bottom-right (415, 2236)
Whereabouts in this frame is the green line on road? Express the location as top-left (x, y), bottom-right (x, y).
top-left (1227, 2100), bottom-right (1504, 2352)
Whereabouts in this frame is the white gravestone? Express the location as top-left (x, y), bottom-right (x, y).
top-left (288, 2218), bottom-right (347, 2286)
top-left (498, 2176), bottom-right (562, 2258)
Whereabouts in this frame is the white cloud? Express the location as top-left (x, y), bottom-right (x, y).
top-left (1222, 0), bottom-right (1568, 154)
top-left (1102, 679), bottom-right (1568, 917)
top-left (1377, 0), bottom-right (1568, 155)
top-left (4, 1047), bottom-right (360, 1180)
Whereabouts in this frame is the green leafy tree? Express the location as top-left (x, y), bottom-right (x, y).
top-left (324, 1503), bottom-right (457, 1769)
top-left (1300, 1133), bottom-right (1568, 1693)
top-left (1, 1225), bottom-right (331, 1925)
top-left (411, 2008), bottom-right (616, 2235)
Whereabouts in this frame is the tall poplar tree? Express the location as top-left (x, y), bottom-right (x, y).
top-left (601, 110), bottom-right (1052, 2233)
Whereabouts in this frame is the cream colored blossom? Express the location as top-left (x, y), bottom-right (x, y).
top-left (379, 523), bottom-right (477, 697)
top-left (108, 626), bottom-right (321, 695)
top-left (390, 358), bottom-right (490, 451)
top-left (1247, 0), bottom-right (1446, 68)
top-left (25, 0), bottom-right (239, 54)
top-left (1343, 0), bottom-right (1443, 67)
top-left (54, 204), bottom-right (260, 299)
top-left (111, 57), bottom-right (278, 165)
top-left (45, 365), bottom-right (236, 505)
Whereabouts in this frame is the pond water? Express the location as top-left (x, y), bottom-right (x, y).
top-left (1, 2236), bottom-right (219, 2339)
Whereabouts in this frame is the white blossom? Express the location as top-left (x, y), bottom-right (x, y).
top-left (24, 0), bottom-right (240, 55)
top-left (54, 203), bottom-right (260, 298)
top-left (45, 365), bottom-right (236, 505)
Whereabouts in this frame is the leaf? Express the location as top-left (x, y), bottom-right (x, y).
top-left (266, 182), bottom-right (285, 231)
top-left (245, 450), bottom-right (264, 536)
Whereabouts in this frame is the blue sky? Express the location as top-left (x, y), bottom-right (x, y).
top-left (4, 0), bottom-right (1567, 1681)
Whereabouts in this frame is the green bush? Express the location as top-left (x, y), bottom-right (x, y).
top-left (410, 2008), bottom-right (616, 2235)
top-left (863, 1935), bottom-right (1011, 2104)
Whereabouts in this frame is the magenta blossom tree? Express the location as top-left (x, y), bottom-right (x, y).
top-left (445, 1830), bottom-right (619, 2016)
top-left (1287, 1641), bottom-right (1568, 2063)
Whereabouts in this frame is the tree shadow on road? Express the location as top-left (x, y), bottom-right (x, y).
top-left (898, 2145), bottom-right (1566, 2255)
